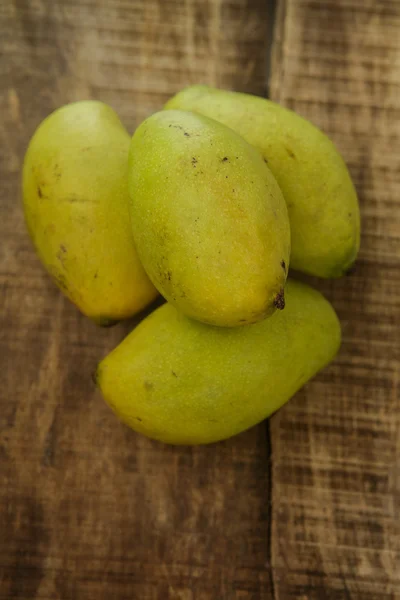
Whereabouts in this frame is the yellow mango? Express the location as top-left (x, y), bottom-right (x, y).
top-left (165, 86), bottom-right (360, 278)
top-left (95, 279), bottom-right (341, 445)
top-left (22, 101), bottom-right (157, 325)
top-left (128, 110), bottom-right (290, 327)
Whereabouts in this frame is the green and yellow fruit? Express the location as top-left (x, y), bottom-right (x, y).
top-left (95, 279), bottom-right (341, 445)
top-left (23, 101), bottom-right (157, 324)
top-left (165, 85), bottom-right (360, 278)
top-left (128, 110), bottom-right (290, 327)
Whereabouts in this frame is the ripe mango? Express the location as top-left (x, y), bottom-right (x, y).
top-left (22, 101), bottom-right (157, 324)
top-left (95, 279), bottom-right (341, 445)
top-left (165, 86), bottom-right (360, 278)
top-left (128, 110), bottom-right (290, 327)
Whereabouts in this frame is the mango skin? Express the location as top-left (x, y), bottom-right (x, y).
top-left (23, 101), bottom-right (157, 324)
top-left (128, 110), bottom-right (290, 327)
top-left (96, 279), bottom-right (341, 445)
top-left (165, 86), bottom-right (360, 278)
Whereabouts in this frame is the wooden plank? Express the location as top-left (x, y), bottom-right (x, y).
top-left (0, 1), bottom-right (274, 598)
top-left (269, 1), bottom-right (400, 598)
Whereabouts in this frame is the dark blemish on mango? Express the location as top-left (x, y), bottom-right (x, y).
top-left (94, 271), bottom-right (98, 279)
top-left (184, 132), bottom-right (190, 137)
top-left (239, 319), bottom-right (247, 322)
top-left (285, 146), bottom-right (297, 159)
top-left (135, 417), bottom-right (143, 422)
top-left (167, 271), bottom-right (172, 281)
top-left (273, 289), bottom-right (285, 310)
top-left (348, 212), bottom-right (352, 217)
top-left (221, 156), bottom-right (229, 162)
top-left (144, 381), bottom-right (154, 391)
top-left (63, 194), bottom-right (93, 204)
top-left (281, 260), bottom-right (286, 272)
top-left (37, 186), bottom-right (43, 198)
top-left (56, 247), bottom-right (67, 269)
top-left (192, 157), bottom-right (198, 167)
top-left (53, 164), bottom-right (61, 180)
top-left (263, 157), bottom-right (268, 164)
top-left (91, 366), bottom-right (100, 387)
top-left (60, 245), bottom-right (67, 253)
top-left (51, 270), bottom-right (68, 292)
top-left (171, 371), bottom-right (178, 377)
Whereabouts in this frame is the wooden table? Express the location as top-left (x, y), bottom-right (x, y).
top-left (1, 1), bottom-right (399, 598)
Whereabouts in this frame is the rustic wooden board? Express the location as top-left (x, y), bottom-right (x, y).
top-left (1, 0), bottom-right (399, 598)
top-left (269, 1), bottom-right (400, 598)
top-left (0, 1), bottom-right (274, 599)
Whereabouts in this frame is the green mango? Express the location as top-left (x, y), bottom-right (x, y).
top-left (165, 86), bottom-right (360, 278)
top-left (128, 110), bottom-right (290, 327)
top-left (95, 279), bottom-right (341, 445)
top-left (23, 101), bottom-right (157, 324)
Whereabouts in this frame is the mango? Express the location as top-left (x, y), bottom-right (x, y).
top-left (128, 110), bottom-right (290, 327)
top-left (165, 86), bottom-right (360, 278)
top-left (95, 279), bottom-right (341, 445)
top-left (22, 101), bottom-right (157, 324)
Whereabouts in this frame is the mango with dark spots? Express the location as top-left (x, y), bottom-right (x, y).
top-left (128, 110), bottom-right (291, 327)
top-left (22, 101), bottom-right (157, 323)
top-left (95, 280), bottom-right (341, 445)
top-left (165, 86), bottom-right (360, 278)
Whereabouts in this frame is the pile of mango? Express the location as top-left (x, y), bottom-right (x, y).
top-left (22, 86), bottom-right (359, 445)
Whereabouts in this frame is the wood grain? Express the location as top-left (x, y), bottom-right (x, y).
top-left (0, 1), bottom-right (273, 598)
top-left (1, 0), bottom-right (399, 598)
top-left (269, 1), bottom-right (400, 598)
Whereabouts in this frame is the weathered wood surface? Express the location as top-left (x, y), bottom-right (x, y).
top-left (0, 1), bottom-right (273, 599)
top-left (0, 0), bottom-right (399, 598)
top-left (269, 1), bottom-right (400, 598)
